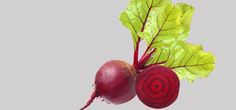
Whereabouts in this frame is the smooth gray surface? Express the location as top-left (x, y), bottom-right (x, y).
top-left (0, 0), bottom-right (235, 110)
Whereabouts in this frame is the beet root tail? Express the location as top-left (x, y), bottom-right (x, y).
top-left (80, 90), bottom-right (98, 110)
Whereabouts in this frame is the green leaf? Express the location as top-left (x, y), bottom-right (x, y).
top-left (177, 3), bottom-right (195, 38)
top-left (120, 0), bottom-right (216, 82)
top-left (147, 41), bottom-right (216, 82)
top-left (142, 3), bottom-right (195, 48)
top-left (119, 0), bottom-right (171, 48)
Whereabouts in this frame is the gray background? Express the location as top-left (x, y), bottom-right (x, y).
top-left (0, 0), bottom-right (235, 110)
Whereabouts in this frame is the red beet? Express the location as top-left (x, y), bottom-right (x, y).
top-left (80, 60), bottom-right (136, 110)
top-left (135, 65), bottom-right (180, 109)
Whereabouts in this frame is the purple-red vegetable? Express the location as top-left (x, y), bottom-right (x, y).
top-left (135, 65), bottom-right (180, 109)
top-left (80, 60), bottom-right (136, 110)
top-left (79, 0), bottom-right (215, 109)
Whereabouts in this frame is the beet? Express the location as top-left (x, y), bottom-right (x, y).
top-left (80, 60), bottom-right (136, 110)
top-left (135, 65), bottom-right (180, 109)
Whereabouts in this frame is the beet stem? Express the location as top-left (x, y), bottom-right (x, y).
top-left (80, 90), bottom-right (97, 110)
top-left (137, 48), bottom-right (156, 69)
top-left (133, 38), bottom-right (141, 68)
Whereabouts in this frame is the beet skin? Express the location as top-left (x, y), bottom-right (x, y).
top-left (95, 60), bottom-right (136, 104)
top-left (80, 60), bottom-right (136, 110)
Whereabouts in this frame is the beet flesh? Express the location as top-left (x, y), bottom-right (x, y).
top-left (80, 60), bottom-right (136, 110)
top-left (135, 65), bottom-right (180, 109)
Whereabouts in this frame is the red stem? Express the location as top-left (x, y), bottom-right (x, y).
top-left (132, 1), bottom-right (153, 70)
top-left (137, 48), bottom-right (156, 69)
top-left (80, 90), bottom-right (98, 110)
top-left (133, 38), bottom-right (141, 68)
top-left (139, 46), bottom-right (150, 62)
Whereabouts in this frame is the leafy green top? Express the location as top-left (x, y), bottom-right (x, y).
top-left (120, 0), bottom-right (216, 82)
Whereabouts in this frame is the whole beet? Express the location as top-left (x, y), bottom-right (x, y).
top-left (80, 60), bottom-right (136, 110)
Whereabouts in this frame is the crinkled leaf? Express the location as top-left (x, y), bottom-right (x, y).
top-left (177, 3), bottom-right (195, 38)
top-left (120, 0), bottom-right (171, 48)
top-left (120, 0), bottom-right (215, 82)
top-left (147, 41), bottom-right (216, 82)
top-left (143, 3), bottom-right (195, 48)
